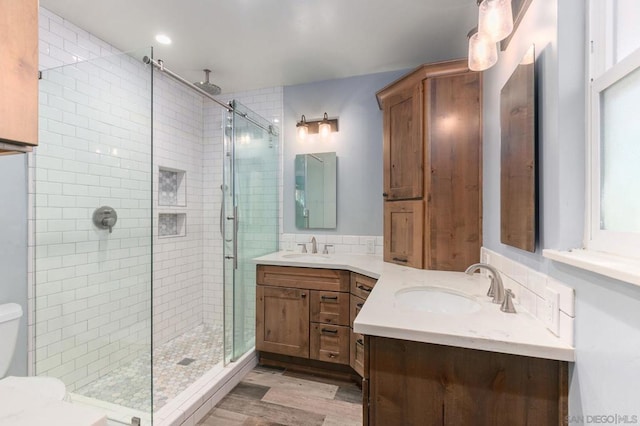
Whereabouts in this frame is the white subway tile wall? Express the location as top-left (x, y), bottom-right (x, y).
top-left (33, 9), bottom-right (153, 391)
top-left (480, 247), bottom-right (575, 346)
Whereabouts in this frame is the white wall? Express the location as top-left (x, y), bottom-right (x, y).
top-left (282, 70), bottom-right (407, 237)
top-left (0, 154), bottom-right (29, 376)
top-left (482, 0), bottom-right (640, 420)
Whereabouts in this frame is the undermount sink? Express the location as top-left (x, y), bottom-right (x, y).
top-left (395, 286), bottom-right (481, 314)
top-left (282, 253), bottom-right (331, 260)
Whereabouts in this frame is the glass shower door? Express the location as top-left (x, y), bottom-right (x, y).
top-left (222, 101), bottom-right (279, 363)
top-left (35, 48), bottom-right (153, 424)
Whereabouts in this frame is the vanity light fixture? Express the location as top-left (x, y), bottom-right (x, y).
top-left (296, 115), bottom-right (309, 140)
top-left (296, 113), bottom-right (339, 140)
top-left (467, 27), bottom-right (498, 72)
top-left (477, 0), bottom-right (513, 43)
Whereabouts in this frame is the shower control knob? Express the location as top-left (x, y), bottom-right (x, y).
top-left (93, 206), bottom-right (118, 233)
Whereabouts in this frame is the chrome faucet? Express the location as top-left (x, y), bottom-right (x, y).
top-left (465, 263), bottom-right (505, 304)
top-left (310, 236), bottom-right (317, 254)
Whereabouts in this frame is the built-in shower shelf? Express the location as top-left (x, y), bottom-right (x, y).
top-left (159, 167), bottom-right (186, 206)
top-left (159, 213), bottom-right (186, 238)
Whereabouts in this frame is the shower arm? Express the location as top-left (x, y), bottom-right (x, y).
top-left (143, 56), bottom-right (278, 137)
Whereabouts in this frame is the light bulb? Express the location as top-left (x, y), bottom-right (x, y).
top-left (319, 113), bottom-right (332, 138)
top-left (296, 115), bottom-right (309, 140)
top-left (297, 125), bottom-right (308, 140)
top-left (478, 0), bottom-right (513, 42)
top-left (468, 30), bottom-right (498, 71)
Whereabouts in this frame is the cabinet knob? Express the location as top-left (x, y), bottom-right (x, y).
top-left (382, 192), bottom-right (388, 197)
top-left (301, 293), bottom-right (306, 298)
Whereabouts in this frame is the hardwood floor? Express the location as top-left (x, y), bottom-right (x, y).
top-left (197, 365), bottom-right (363, 426)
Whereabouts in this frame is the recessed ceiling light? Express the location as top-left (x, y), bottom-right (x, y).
top-left (155, 34), bottom-right (172, 45)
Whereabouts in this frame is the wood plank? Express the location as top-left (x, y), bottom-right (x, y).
top-left (426, 72), bottom-right (481, 271)
top-left (368, 336), bottom-right (566, 426)
top-left (256, 285), bottom-right (309, 358)
top-left (243, 369), bottom-right (339, 401)
top-left (310, 324), bottom-right (350, 365)
top-left (383, 200), bottom-right (424, 268)
top-left (350, 274), bottom-right (377, 301)
top-left (0, 0), bottom-right (38, 146)
top-left (257, 265), bottom-right (349, 292)
top-left (262, 387), bottom-right (362, 424)
top-left (383, 83), bottom-right (423, 200)
top-left (215, 393), bottom-right (325, 426)
top-left (310, 291), bottom-right (349, 326)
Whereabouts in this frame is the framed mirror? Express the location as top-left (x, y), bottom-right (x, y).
top-left (295, 152), bottom-right (337, 229)
top-left (501, 45), bottom-right (536, 252)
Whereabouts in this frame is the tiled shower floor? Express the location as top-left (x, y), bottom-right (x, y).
top-left (76, 324), bottom-right (224, 412)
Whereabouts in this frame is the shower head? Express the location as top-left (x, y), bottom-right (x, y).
top-left (194, 69), bottom-right (221, 96)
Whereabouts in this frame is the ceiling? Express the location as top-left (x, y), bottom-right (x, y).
top-left (40, 0), bottom-right (477, 94)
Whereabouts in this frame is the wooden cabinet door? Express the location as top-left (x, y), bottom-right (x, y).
top-left (0, 0), bottom-right (38, 149)
top-left (425, 72), bottom-right (482, 271)
top-left (368, 337), bottom-right (566, 426)
top-left (256, 285), bottom-right (309, 358)
top-left (310, 324), bottom-right (349, 365)
top-left (382, 84), bottom-right (423, 200)
top-left (384, 200), bottom-right (424, 268)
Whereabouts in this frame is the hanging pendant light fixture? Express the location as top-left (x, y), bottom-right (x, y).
top-left (467, 27), bottom-right (498, 71)
top-left (478, 0), bottom-right (514, 42)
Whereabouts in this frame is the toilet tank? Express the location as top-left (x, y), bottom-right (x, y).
top-left (0, 303), bottom-right (23, 378)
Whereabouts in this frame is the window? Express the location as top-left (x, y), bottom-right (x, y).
top-left (587, 0), bottom-right (640, 257)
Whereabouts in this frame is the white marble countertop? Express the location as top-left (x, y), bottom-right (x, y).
top-left (253, 251), bottom-right (575, 362)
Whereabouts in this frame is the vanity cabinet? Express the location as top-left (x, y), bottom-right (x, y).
top-left (349, 273), bottom-right (377, 377)
top-left (364, 336), bottom-right (568, 426)
top-left (377, 60), bottom-right (482, 271)
top-left (256, 265), bottom-right (351, 366)
top-left (0, 0), bottom-right (39, 153)
top-left (256, 266), bottom-right (377, 378)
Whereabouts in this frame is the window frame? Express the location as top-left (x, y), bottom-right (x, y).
top-left (586, 0), bottom-right (640, 259)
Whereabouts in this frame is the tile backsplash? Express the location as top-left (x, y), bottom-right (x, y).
top-left (280, 233), bottom-right (383, 255)
top-left (481, 247), bottom-right (575, 347)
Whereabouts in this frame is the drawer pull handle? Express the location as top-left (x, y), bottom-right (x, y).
top-left (356, 303), bottom-right (364, 308)
top-left (321, 328), bottom-right (338, 334)
top-left (392, 257), bottom-right (408, 263)
top-left (321, 295), bottom-right (339, 300)
top-left (328, 353), bottom-right (337, 358)
top-left (356, 284), bottom-right (372, 293)
top-left (356, 339), bottom-right (364, 346)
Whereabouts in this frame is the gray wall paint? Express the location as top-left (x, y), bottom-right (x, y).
top-left (483, 0), bottom-right (640, 418)
top-left (283, 69), bottom-right (407, 236)
top-left (0, 154), bottom-right (28, 376)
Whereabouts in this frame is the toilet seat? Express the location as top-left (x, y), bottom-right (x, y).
top-left (0, 376), bottom-right (67, 401)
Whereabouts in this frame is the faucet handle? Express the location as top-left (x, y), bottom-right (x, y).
top-left (501, 289), bottom-right (517, 314)
top-left (322, 244), bottom-right (333, 254)
top-left (297, 243), bottom-right (307, 253)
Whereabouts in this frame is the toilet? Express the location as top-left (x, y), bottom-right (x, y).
top-left (0, 303), bottom-right (107, 426)
top-left (0, 303), bottom-right (67, 399)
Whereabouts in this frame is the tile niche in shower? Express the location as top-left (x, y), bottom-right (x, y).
top-left (159, 167), bottom-right (186, 206)
top-left (159, 213), bottom-right (186, 238)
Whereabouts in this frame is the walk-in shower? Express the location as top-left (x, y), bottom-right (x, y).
top-left (33, 49), bottom-right (279, 425)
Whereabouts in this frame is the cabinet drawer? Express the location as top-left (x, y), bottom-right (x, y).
top-left (258, 265), bottom-right (349, 291)
top-left (350, 331), bottom-right (365, 377)
top-left (351, 273), bottom-right (377, 300)
top-left (310, 291), bottom-right (349, 326)
top-left (310, 324), bottom-right (349, 365)
top-left (350, 294), bottom-right (366, 328)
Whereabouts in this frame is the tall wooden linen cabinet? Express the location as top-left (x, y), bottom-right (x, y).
top-left (0, 0), bottom-right (39, 153)
top-left (377, 60), bottom-right (482, 271)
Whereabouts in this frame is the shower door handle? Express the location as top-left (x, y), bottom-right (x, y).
top-left (226, 206), bottom-right (238, 270)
